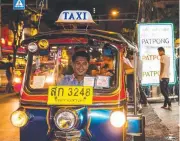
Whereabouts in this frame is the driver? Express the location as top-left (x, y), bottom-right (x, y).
top-left (58, 51), bottom-right (90, 86)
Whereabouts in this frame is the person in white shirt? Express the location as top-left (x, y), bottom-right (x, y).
top-left (158, 47), bottom-right (171, 110)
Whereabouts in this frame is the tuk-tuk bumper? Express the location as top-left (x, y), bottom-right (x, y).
top-left (17, 107), bottom-right (126, 141)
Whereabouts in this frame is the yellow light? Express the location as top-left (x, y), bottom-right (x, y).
top-left (8, 41), bottom-right (12, 46)
top-left (13, 77), bottom-right (21, 83)
top-left (110, 111), bottom-right (126, 128)
top-left (1, 38), bottom-right (5, 44)
top-left (111, 10), bottom-right (119, 16)
top-left (11, 110), bottom-right (28, 127)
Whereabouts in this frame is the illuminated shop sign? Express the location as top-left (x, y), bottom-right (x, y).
top-left (138, 23), bottom-right (175, 85)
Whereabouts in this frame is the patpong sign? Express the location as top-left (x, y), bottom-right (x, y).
top-left (138, 23), bottom-right (175, 85)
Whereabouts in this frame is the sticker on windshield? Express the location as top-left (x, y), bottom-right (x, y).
top-left (83, 77), bottom-right (95, 87)
top-left (32, 76), bottom-right (46, 88)
top-left (38, 39), bottom-right (49, 50)
top-left (95, 76), bottom-right (110, 88)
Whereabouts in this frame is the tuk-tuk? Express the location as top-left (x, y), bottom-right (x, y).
top-left (11, 10), bottom-right (145, 141)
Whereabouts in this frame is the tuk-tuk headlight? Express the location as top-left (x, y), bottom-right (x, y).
top-left (54, 110), bottom-right (77, 131)
top-left (11, 110), bottom-right (29, 127)
top-left (110, 111), bottom-right (126, 128)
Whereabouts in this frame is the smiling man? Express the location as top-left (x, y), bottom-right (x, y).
top-left (58, 51), bottom-right (90, 86)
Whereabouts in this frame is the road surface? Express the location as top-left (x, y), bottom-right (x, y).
top-left (0, 94), bottom-right (19, 141)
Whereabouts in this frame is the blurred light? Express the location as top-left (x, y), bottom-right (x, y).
top-left (1, 38), bottom-right (5, 45)
top-left (110, 111), bottom-right (125, 128)
top-left (13, 77), bottom-right (21, 83)
top-left (52, 46), bottom-right (57, 49)
top-left (8, 41), bottom-right (12, 46)
top-left (93, 8), bottom-right (96, 14)
top-left (98, 48), bottom-right (102, 52)
top-left (45, 76), bottom-right (54, 83)
top-left (111, 10), bottom-right (119, 16)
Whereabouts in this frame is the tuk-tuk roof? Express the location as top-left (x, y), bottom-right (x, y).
top-left (21, 29), bottom-right (137, 51)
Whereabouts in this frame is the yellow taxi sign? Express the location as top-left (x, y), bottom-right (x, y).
top-left (56, 10), bottom-right (95, 25)
top-left (38, 39), bottom-right (49, 49)
top-left (47, 86), bottom-right (93, 105)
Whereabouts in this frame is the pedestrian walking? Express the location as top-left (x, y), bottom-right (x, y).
top-left (126, 51), bottom-right (134, 101)
top-left (5, 55), bottom-right (14, 93)
top-left (158, 47), bottom-right (171, 110)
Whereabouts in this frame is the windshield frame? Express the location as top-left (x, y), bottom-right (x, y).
top-left (24, 44), bottom-right (121, 95)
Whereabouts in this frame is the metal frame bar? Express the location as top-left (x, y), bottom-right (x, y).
top-left (133, 51), bottom-right (137, 115)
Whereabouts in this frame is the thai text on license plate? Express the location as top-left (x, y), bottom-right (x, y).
top-left (47, 86), bottom-right (93, 105)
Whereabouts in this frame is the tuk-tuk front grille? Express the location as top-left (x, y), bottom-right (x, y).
top-left (54, 130), bottom-right (81, 139)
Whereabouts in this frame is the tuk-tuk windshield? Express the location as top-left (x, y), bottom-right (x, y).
top-left (28, 43), bottom-right (119, 93)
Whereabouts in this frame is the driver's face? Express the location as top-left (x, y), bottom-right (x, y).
top-left (73, 57), bottom-right (89, 76)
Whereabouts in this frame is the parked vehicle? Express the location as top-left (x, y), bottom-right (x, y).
top-left (11, 10), bottom-right (145, 141)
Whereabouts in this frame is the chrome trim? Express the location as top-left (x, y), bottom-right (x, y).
top-left (127, 133), bottom-right (142, 136)
top-left (54, 130), bottom-right (81, 139)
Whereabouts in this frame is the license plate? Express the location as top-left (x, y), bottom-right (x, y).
top-left (47, 86), bottom-right (93, 105)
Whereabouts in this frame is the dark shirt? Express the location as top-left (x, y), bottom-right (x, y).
top-left (6, 62), bottom-right (13, 76)
top-left (87, 64), bottom-right (98, 75)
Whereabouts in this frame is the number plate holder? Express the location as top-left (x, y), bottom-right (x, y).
top-left (47, 86), bottom-right (93, 105)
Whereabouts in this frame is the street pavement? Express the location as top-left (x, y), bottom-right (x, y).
top-left (0, 93), bottom-right (19, 141)
top-left (151, 102), bottom-right (179, 141)
top-left (0, 93), bottom-right (179, 141)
